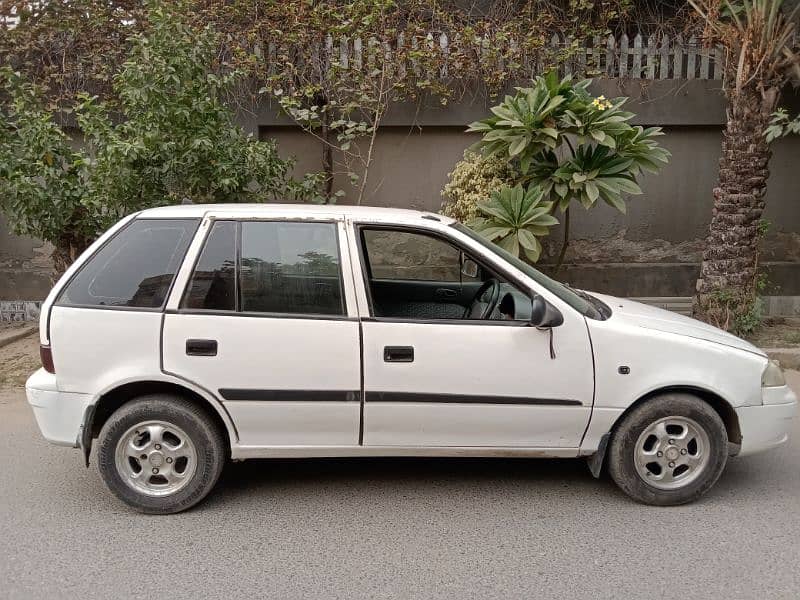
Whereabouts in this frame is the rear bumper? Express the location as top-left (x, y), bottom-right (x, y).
top-left (25, 368), bottom-right (92, 448)
top-left (736, 385), bottom-right (798, 457)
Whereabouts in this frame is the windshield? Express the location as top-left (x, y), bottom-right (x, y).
top-left (451, 222), bottom-right (602, 319)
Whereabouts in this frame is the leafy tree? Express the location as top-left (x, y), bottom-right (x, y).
top-left (0, 2), bottom-right (321, 273)
top-left (688, 0), bottom-right (800, 332)
top-left (78, 2), bottom-right (322, 218)
top-left (0, 1), bottom-right (148, 106)
top-left (461, 72), bottom-right (670, 269)
top-left (0, 68), bottom-right (97, 272)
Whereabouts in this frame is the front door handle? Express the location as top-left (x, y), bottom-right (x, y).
top-left (434, 288), bottom-right (457, 300)
top-left (384, 346), bottom-right (414, 363)
top-left (186, 339), bottom-right (217, 356)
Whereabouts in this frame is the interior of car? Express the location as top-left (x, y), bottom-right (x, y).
top-left (359, 227), bottom-right (533, 322)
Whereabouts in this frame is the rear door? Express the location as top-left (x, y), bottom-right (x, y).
top-left (162, 215), bottom-right (362, 449)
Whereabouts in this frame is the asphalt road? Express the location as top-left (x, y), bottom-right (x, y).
top-left (2, 372), bottom-right (799, 600)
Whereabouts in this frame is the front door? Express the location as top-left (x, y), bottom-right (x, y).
top-left (162, 217), bottom-right (361, 448)
top-left (354, 224), bottom-right (594, 449)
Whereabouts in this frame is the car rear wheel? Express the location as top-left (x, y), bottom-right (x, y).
top-left (98, 394), bottom-right (225, 514)
top-left (607, 393), bottom-right (728, 506)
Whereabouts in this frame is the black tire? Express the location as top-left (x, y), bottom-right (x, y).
top-left (97, 394), bottom-right (226, 514)
top-left (607, 393), bottom-right (728, 506)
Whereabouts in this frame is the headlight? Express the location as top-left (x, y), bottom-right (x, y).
top-left (762, 360), bottom-right (786, 387)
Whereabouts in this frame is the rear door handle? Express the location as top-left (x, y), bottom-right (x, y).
top-left (384, 346), bottom-right (414, 362)
top-left (186, 339), bottom-right (217, 356)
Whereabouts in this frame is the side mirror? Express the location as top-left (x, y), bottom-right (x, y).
top-left (461, 256), bottom-right (479, 279)
top-left (530, 295), bottom-right (564, 328)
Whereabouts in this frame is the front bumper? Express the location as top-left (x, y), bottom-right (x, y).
top-left (26, 368), bottom-right (93, 448)
top-left (736, 385), bottom-right (798, 457)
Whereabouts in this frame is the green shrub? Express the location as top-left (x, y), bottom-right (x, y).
top-left (461, 71), bottom-right (670, 267)
top-left (441, 151), bottom-right (517, 222)
top-left (0, 2), bottom-right (322, 272)
top-left (469, 184), bottom-right (558, 262)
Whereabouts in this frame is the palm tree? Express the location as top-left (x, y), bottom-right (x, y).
top-left (688, 0), bottom-right (800, 332)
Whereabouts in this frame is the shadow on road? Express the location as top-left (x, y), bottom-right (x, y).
top-left (213, 455), bottom-right (613, 497)
top-left (201, 450), bottom-right (785, 510)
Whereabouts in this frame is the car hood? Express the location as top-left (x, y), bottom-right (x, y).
top-left (589, 293), bottom-right (766, 357)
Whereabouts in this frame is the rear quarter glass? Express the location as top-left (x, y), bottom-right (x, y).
top-left (57, 219), bottom-right (200, 309)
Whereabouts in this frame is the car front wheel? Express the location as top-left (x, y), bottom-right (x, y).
top-left (607, 393), bottom-right (729, 506)
top-left (97, 394), bottom-right (226, 514)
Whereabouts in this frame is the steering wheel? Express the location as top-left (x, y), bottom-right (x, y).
top-left (463, 278), bottom-right (501, 320)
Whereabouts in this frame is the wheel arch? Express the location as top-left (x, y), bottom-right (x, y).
top-left (84, 379), bottom-right (236, 466)
top-left (586, 384), bottom-right (743, 479)
top-left (614, 385), bottom-right (742, 447)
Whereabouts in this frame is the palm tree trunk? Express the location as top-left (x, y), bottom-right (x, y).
top-left (692, 86), bottom-right (777, 332)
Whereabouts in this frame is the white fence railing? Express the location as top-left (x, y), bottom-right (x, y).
top-left (258, 32), bottom-right (723, 81)
top-left (1, 21), bottom-right (723, 81)
top-left (546, 33), bottom-right (723, 80)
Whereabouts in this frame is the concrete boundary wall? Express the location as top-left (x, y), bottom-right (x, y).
top-left (1, 78), bottom-right (799, 315)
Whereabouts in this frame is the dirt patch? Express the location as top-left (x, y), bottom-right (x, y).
top-left (746, 317), bottom-right (800, 348)
top-left (0, 333), bottom-right (40, 390)
top-left (0, 320), bottom-right (35, 333)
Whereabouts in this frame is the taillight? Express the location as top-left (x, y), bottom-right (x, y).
top-left (40, 345), bottom-right (55, 374)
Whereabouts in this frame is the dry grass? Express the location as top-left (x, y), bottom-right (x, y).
top-left (0, 333), bottom-right (40, 390)
top-left (746, 317), bottom-right (800, 349)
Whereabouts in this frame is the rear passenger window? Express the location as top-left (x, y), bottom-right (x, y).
top-left (58, 219), bottom-right (198, 309)
top-left (240, 221), bottom-right (344, 316)
top-left (181, 220), bottom-right (344, 317)
top-left (182, 221), bottom-right (236, 311)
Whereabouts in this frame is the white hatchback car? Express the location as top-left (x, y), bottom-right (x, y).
top-left (27, 204), bottom-right (797, 513)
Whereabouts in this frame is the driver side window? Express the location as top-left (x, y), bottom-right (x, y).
top-left (359, 227), bottom-right (530, 322)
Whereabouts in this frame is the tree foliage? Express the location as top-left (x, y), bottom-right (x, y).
top-left (0, 1), bottom-right (147, 106)
top-left (457, 72), bottom-right (669, 267)
top-left (688, 0), bottom-right (800, 100)
top-left (78, 2), bottom-right (322, 215)
top-left (441, 150), bottom-right (518, 223)
top-left (1, 0), bottom-right (682, 206)
top-left (469, 184), bottom-right (559, 262)
top-left (196, 0), bottom-right (643, 204)
top-left (765, 107), bottom-right (800, 142)
top-left (0, 68), bottom-right (96, 270)
top-left (0, 2), bottom-right (321, 272)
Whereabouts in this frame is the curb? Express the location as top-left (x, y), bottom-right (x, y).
top-left (0, 325), bottom-right (38, 350)
top-left (764, 348), bottom-right (800, 372)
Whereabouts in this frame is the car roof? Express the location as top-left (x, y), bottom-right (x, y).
top-left (136, 203), bottom-right (456, 226)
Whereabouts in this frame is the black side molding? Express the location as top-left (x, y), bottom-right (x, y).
top-left (365, 392), bottom-right (582, 406)
top-left (219, 389), bottom-right (360, 402)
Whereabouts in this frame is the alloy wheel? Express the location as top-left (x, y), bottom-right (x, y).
top-left (633, 416), bottom-right (711, 490)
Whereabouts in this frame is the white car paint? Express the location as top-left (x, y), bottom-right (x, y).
top-left (162, 313), bottom-right (362, 447)
top-left (26, 204), bottom-right (797, 464)
top-left (360, 320), bottom-right (593, 448)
